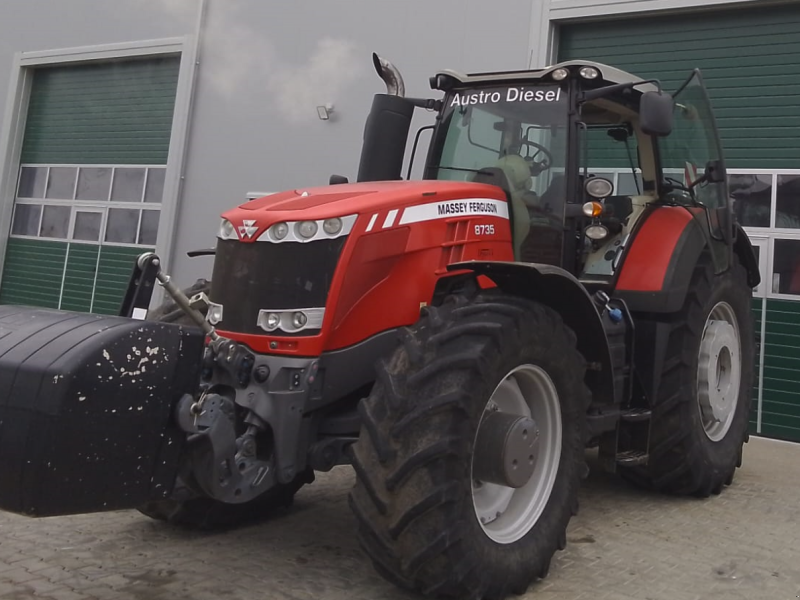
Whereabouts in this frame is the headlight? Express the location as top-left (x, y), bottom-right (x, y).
top-left (323, 217), bottom-right (342, 235)
top-left (218, 218), bottom-right (237, 240)
top-left (580, 66), bottom-right (599, 80)
top-left (551, 68), bottom-right (569, 81)
top-left (257, 311), bottom-right (281, 332)
top-left (296, 221), bottom-right (319, 239)
top-left (292, 312), bottom-right (308, 329)
top-left (585, 224), bottom-right (609, 241)
top-left (585, 177), bottom-right (614, 199)
top-left (270, 222), bottom-right (289, 240)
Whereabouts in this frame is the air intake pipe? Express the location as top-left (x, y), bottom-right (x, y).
top-left (356, 53), bottom-right (415, 183)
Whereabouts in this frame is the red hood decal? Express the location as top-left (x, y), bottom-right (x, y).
top-left (243, 190), bottom-right (375, 211)
top-left (220, 180), bottom-right (508, 241)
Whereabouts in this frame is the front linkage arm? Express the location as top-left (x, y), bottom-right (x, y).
top-left (120, 252), bottom-right (219, 340)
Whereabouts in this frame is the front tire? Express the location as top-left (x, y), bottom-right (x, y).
top-left (137, 469), bottom-right (315, 530)
top-left (624, 253), bottom-right (755, 496)
top-left (348, 292), bottom-right (590, 599)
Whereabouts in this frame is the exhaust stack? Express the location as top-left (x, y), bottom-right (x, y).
top-left (357, 53), bottom-right (415, 182)
top-left (372, 53), bottom-right (406, 97)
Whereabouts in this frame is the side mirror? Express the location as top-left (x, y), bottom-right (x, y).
top-left (689, 159), bottom-right (726, 189)
top-left (329, 174), bottom-right (349, 185)
top-left (640, 91), bottom-right (674, 137)
top-left (704, 159), bottom-right (725, 184)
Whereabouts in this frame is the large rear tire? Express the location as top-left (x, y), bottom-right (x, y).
top-left (623, 253), bottom-right (754, 496)
top-left (136, 278), bottom-right (315, 529)
top-left (348, 291), bottom-right (590, 599)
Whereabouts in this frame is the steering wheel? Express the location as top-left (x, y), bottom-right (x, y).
top-left (521, 141), bottom-right (553, 176)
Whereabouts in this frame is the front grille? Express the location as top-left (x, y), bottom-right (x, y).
top-left (210, 238), bottom-right (346, 335)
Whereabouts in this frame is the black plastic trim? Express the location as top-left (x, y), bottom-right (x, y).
top-left (314, 329), bottom-right (400, 407)
top-left (448, 260), bottom-right (616, 406)
top-left (210, 238), bottom-right (346, 335)
top-left (733, 224), bottom-right (761, 289)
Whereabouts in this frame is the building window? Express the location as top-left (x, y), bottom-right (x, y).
top-left (776, 174), bottom-right (800, 229)
top-left (11, 164), bottom-right (164, 246)
top-left (729, 173), bottom-right (771, 228)
top-left (772, 238), bottom-right (800, 296)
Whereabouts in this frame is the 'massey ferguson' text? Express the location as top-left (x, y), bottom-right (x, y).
top-left (438, 201), bottom-right (499, 215)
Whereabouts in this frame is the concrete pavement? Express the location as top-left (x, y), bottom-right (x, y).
top-left (0, 435), bottom-right (798, 600)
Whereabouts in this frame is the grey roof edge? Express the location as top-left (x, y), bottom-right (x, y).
top-left (434, 60), bottom-right (660, 93)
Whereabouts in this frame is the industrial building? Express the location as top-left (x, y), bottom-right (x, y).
top-left (0, 0), bottom-right (796, 441)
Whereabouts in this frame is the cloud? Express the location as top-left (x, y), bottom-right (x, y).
top-left (143, 0), bottom-right (366, 123)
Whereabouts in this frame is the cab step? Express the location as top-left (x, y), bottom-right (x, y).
top-left (616, 450), bottom-right (649, 467)
top-left (620, 408), bottom-right (651, 422)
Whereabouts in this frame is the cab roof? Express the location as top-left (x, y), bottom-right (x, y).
top-left (431, 60), bottom-right (660, 94)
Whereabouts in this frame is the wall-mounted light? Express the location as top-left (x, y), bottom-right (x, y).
top-left (316, 103), bottom-right (335, 120)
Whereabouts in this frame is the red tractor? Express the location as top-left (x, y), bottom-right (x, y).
top-left (0, 54), bottom-right (759, 600)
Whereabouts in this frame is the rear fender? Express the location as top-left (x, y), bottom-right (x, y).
top-left (628, 222), bottom-right (759, 404)
top-left (0, 307), bottom-right (204, 517)
top-left (448, 261), bottom-right (615, 407)
top-left (614, 206), bottom-right (708, 313)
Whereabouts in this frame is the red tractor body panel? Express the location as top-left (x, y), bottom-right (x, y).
top-left (217, 180), bottom-right (514, 355)
top-left (615, 206), bottom-right (695, 293)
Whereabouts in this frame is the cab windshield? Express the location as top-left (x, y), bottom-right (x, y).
top-left (426, 84), bottom-right (569, 263)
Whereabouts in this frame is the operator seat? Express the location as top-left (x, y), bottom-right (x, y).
top-left (518, 173), bottom-right (565, 266)
top-left (471, 156), bottom-right (532, 260)
top-left (538, 174), bottom-right (565, 213)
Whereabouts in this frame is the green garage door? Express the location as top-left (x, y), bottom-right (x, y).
top-left (0, 56), bottom-right (180, 314)
top-left (559, 3), bottom-right (800, 170)
top-left (559, 3), bottom-right (800, 442)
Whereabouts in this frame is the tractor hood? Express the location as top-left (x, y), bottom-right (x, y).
top-left (220, 180), bottom-right (507, 243)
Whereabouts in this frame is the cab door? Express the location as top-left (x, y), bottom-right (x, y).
top-left (659, 70), bottom-right (732, 270)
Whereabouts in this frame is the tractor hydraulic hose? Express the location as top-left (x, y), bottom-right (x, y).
top-left (137, 252), bottom-right (220, 341)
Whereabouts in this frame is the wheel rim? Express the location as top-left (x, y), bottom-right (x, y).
top-left (471, 365), bottom-right (562, 544)
top-left (697, 301), bottom-right (741, 442)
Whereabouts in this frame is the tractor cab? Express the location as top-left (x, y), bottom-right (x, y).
top-left (359, 58), bottom-right (733, 285)
top-left (423, 76), bottom-right (571, 263)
